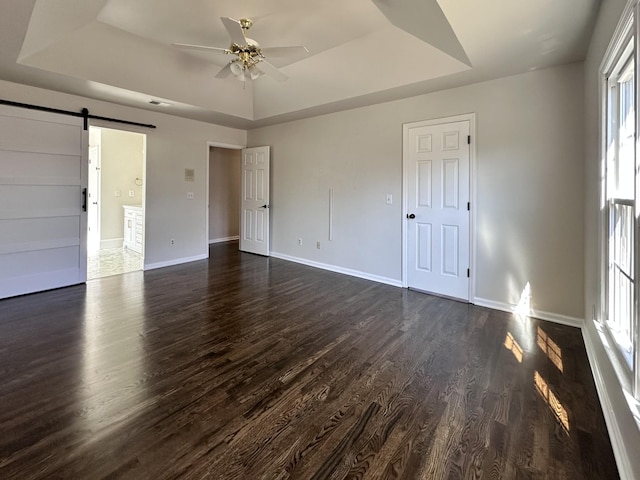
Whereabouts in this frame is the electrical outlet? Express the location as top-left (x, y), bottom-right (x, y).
top-left (129, 190), bottom-right (135, 197)
top-left (115, 190), bottom-right (121, 197)
top-left (316, 241), bottom-right (321, 249)
top-left (187, 192), bottom-right (194, 199)
top-left (297, 238), bottom-right (303, 246)
top-left (170, 239), bottom-right (175, 246)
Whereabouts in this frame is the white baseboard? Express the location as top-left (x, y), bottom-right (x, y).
top-left (144, 254), bottom-right (208, 271)
top-left (209, 236), bottom-right (239, 244)
top-left (100, 238), bottom-right (123, 249)
top-left (270, 251), bottom-right (403, 288)
top-left (472, 297), bottom-right (583, 329)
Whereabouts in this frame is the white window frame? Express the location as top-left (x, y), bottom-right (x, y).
top-left (600, 0), bottom-right (640, 400)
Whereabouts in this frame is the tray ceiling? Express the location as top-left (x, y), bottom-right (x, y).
top-left (0, 0), bottom-right (599, 128)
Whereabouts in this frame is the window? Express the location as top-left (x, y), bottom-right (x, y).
top-left (607, 38), bottom-right (635, 369)
top-left (602, 8), bottom-right (640, 399)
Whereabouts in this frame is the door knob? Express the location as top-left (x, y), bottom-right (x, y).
top-left (406, 213), bottom-right (415, 219)
top-left (260, 204), bottom-right (269, 209)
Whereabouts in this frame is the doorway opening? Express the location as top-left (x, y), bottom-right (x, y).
top-left (87, 126), bottom-right (146, 279)
top-left (208, 146), bottom-right (242, 245)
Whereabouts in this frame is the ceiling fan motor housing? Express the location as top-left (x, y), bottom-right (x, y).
top-left (230, 40), bottom-right (262, 68)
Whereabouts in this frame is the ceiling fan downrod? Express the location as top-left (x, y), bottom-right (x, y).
top-left (239, 18), bottom-right (253, 31)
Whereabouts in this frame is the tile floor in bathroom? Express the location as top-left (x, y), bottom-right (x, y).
top-left (87, 247), bottom-right (143, 279)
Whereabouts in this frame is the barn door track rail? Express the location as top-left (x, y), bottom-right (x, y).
top-left (0, 99), bottom-right (156, 130)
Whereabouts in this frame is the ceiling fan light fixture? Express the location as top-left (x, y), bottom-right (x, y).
top-left (230, 61), bottom-right (244, 76)
top-left (248, 64), bottom-right (262, 80)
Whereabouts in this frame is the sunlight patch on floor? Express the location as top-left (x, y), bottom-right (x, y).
top-left (534, 370), bottom-right (570, 432)
top-left (537, 327), bottom-right (563, 372)
top-left (504, 332), bottom-right (523, 363)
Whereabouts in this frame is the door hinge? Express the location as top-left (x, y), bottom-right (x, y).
top-left (467, 135), bottom-right (471, 144)
top-left (467, 268), bottom-right (470, 278)
top-left (467, 202), bottom-right (470, 211)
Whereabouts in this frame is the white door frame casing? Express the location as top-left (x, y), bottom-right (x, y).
top-left (402, 113), bottom-right (477, 301)
top-left (88, 144), bottom-right (101, 253)
top-left (205, 141), bottom-right (246, 257)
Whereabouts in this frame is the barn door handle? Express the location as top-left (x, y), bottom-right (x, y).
top-left (82, 188), bottom-right (87, 212)
top-left (406, 213), bottom-right (415, 219)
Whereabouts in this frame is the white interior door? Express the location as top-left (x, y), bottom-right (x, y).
top-left (0, 105), bottom-right (88, 299)
top-left (405, 118), bottom-right (470, 300)
top-left (88, 145), bottom-right (100, 253)
top-left (240, 146), bottom-right (270, 256)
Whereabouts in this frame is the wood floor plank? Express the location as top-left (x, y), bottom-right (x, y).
top-left (0, 241), bottom-right (619, 479)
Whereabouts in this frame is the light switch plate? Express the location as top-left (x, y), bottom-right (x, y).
top-left (386, 194), bottom-right (393, 205)
top-left (187, 192), bottom-right (194, 199)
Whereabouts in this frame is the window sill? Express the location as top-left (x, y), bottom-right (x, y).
top-left (593, 319), bottom-right (640, 431)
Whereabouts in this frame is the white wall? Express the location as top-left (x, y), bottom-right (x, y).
top-left (0, 79), bottom-right (246, 268)
top-left (584, 0), bottom-right (640, 478)
top-left (248, 63), bottom-right (585, 320)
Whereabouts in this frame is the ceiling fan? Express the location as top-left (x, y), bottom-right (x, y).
top-left (173, 17), bottom-right (309, 82)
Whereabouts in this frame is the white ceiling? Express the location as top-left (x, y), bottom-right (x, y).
top-left (0, 0), bottom-right (599, 129)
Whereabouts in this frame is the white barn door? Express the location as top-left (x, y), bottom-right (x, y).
top-left (240, 146), bottom-right (270, 256)
top-left (0, 105), bottom-right (88, 299)
top-left (404, 118), bottom-right (471, 301)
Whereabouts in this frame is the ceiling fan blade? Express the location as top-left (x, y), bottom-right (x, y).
top-left (256, 60), bottom-right (288, 82)
top-left (220, 17), bottom-right (246, 45)
top-left (215, 63), bottom-right (233, 79)
top-left (260, 46), bottom-right (309, 59)
top-left (173, 43), bottom-right (229, 55)
top-left (260, 46), bottom-right (309, 67)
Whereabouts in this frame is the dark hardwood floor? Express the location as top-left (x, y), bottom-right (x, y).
top-left (0, 241), bottom-right (618, 479)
